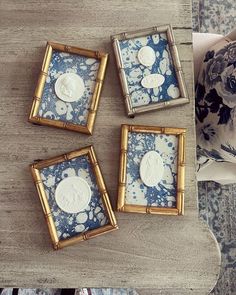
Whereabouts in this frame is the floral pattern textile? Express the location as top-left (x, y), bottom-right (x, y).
top-left (192, 0), bottom-right (236, 35)
top-left (119, 33), bottom-right (180, 108)
top-left (126, 132), bottom-right (178, 207)
top-left (38, 50), bottom-right (100, 126)
top-left (198, 181), bottom-right (236, 295)
top-left (192, 0), bottom-right (200, 32)
top-left (40, 155), bottom-right (108, 240)
top-left (196, 40), bottom-right (236, 167)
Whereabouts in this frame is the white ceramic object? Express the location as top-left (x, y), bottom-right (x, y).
top-left (141, 73), bottom-right (165, 89)
top-left (55, 73), bottom-right (85, 102)
top-left (137, 46), bottom-right (156, 67)
top-left (140, 151), bottom-right (164, 187)
top-left (55, 176), bottom-right (91, 214)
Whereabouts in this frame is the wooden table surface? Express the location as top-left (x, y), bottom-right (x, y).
top-left (0, 0), bottom-right (220, 294)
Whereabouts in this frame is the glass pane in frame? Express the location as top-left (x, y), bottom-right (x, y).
top-left (119, 33), bottom-right (179, 107)
top-left (38, 50), bottom-right (100, 127)
top-left (117, 124), bottom-right (186, 215)
top-left (29, 42), bottom-right (108, 134)
top-left (31, 146), bottom-right (118, 249)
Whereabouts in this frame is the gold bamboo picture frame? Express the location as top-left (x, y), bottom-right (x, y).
top-left (30, 145), bottom-right (118, 250)
top-left (111, 25), bottom-right (189, 117)
top-left (29, 41), bottom-right (108, 134)
top-left (117, 124), bottom-right (186, 215)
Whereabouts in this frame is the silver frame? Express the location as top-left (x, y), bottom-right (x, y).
top-left (111, 25), bottom-right (189, 117)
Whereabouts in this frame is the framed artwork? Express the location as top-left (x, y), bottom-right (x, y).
top-left (117, 124), bottom-right (186, 215)
top-left (111, 25), bottom-right (189, 117)
top-left (29, 41), bottom-right (108, 134)
top-left (30, 146), bottom-right (118, 250)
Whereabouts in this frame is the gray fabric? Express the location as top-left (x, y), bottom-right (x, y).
top-left (199, 182), bottom-right (236, 294)
top-left (193, 0), bottom-right (236, 35)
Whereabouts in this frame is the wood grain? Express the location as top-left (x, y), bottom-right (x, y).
top-left (0, 0), bottom-right (220, 293)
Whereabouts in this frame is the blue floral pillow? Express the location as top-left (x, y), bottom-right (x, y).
top-left (196, 40), bottom-right (236, 166)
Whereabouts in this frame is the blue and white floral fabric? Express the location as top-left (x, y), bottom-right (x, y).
top-left (40, 155), bottom-right (108, 240)
top-left (196, 39), bottom-right (236, 167)
top-left (119, 33), bottom-right (180, 107)
top-left (126, 131), bottom-right (178, 207)
top-left (38, 50), bottom-right (100, 126)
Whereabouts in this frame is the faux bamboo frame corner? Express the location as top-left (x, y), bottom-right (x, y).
top-left (117, 124), bottom-right (186, 216)
top-left (30, 145), bottom-right (118, 250)
top-left (29, 41), bottom-right (108, 135)
top-left (111, 25), bottom-right (189, 117)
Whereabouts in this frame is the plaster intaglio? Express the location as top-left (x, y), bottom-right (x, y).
top-left (140, 150), bottom-right (164, 187)
top-left (137, 45), bottom-right (156, 67)
top-left (55, 176), bottom-right (91, 214)
top-left (55, 73), bottom-right (85, 102)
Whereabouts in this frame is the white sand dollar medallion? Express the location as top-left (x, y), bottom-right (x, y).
top-left (140, 151), bottom-right (164, 187)
top-left (55, 73), bottom-right (85, 102)
top-left (55, 176), bottom-right (91, 214)
top-left (141, 73), bottom-right (165, 89)
top-left (137, 46), bottom-right (156, 67)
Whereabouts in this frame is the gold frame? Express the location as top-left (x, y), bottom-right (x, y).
top-left (29, 41), bottom-right (108, 135)
top-left (111, 25), bottom-right (189, 117)
top-left (117, 124), bottom-right (186, 215)
top-left (30, 145), bottom-right (118, 250)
